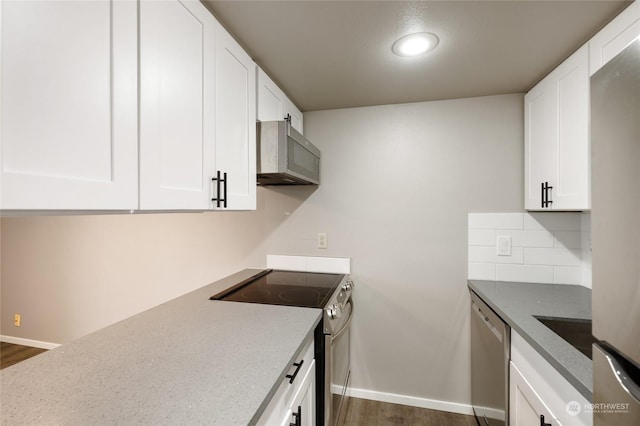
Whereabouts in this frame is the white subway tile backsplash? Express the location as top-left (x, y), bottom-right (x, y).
top-left (554, 231), bottom-right (582, 249)
top-left (580, 212), bottom-right (592, 288)
top-left (468, 212), bottom-right (589, 287)
top-left (553, 266), bottom-right (582, 285)
top-left (524, 212), bottom-right (582, 231)
top-left (468, 229), bottom-right (496, 246)
top-left (469, 246), bottom-right (524, 264)
top-left (496, 264), bottom-right (554, 284)
top-left (581, 212), bottom-right (591, 232)
top-left (468, 213), bottom-right (524, 230)
top-left (266, 255), bottom-right (351, 274)
top-left (267, 255), bottom-right (307, 271)
top-left (502, 230), bottom-right (554, 248)
top-left (524, 248), bottom-right (582, 266)
top-left (468, 263), bottom-right (496, 280)
top-left (582, 267), bottom-right (593, 288)
top-left (307, 257), bottom-right (351, 274)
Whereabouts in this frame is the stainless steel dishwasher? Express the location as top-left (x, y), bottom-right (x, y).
top-left (470, 290), bottom-right (510, 426)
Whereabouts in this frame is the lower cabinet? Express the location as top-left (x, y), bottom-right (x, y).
top-left (510, 361), bottom-right (562, 426)
top-left (288, 359), bottom-right (315, 426)
top-left (510, 331), bottom-right (591, 426)
top-left (257, 337), bottom-right (315, 426)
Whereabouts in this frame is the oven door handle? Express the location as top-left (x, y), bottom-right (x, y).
top-left (331, 299), bottom-right (353, 342)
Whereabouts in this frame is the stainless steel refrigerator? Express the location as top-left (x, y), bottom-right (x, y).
top-left (591, 38), bottom-right (640, 425)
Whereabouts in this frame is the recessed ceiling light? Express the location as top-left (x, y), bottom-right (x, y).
top-left (392, 32), bottom-right (439, 57)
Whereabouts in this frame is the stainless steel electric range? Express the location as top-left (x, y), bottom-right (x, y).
top-left (210, 269), bottom-right (354, 426)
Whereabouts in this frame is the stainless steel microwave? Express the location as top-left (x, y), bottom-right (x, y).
top-left (257, 120), bottom-right (320, 185)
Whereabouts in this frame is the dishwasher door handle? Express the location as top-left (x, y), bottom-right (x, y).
top-left (472, 301), bottom-right (503, 343)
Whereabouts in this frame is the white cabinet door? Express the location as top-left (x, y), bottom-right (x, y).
top-left (257, 67), bottom-right (304, 134)
top-left (524, 44), bottom-right (589, 211)
top-left (288, 359), bottom-right (315, 426)
top-left (257, 68), bottom-right (286, 122)
top-left (589, 1), bottom-right (640, 76)
top-left (524, 81), bottom-right (557, 210)
top-left (139, 0), bottom-right (216, 210)
top-left (285, 98), bottom-right (304, 134)
top-left (1, 0), bottom-right (138, 210)
top-left (214, 22), bottom-right (256, 210)
top-left (510, 361), bottom-right (562, 426)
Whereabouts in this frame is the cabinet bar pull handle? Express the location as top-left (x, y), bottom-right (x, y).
top-left (211, 171), bottom-right (228, 208)
top-left (222, 172), bottom-right (227, 208)
top-left (541, 182), bottom-right (545, 208)
top-left (546, 183), bottom-right (553, 207)
top-left (289, 405), bottom-right (301, 426)
top-left (286, 359), bottom-right (304, 384)
top-left (541, 182), bottom-right (554, 208)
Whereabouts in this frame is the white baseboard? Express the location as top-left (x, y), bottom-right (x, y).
top-left (343, 386), bottom-right (474, 416)
top-left (1, 335), bottom-right (61, 350)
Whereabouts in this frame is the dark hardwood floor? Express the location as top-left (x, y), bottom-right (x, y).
top-left (340, 397), bottom-right (478, 426)
top-left (0, 342), bottom-right (47, 370)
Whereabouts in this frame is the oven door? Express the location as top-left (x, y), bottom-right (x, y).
top-left (325, 299), bottom-right (353, 426)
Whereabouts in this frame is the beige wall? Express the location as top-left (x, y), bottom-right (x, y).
top-left (1, 93), bottom-right (524, 407)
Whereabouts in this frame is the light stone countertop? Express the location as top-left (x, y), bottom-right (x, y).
top-left (468, 280), bottom-right (592, 401)
top-left (0, 269), bottom-right (322, 425)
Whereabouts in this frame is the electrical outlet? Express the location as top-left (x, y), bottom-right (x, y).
top-left (14, 314), bottom-right (21, 327)
top-left (496, 235), bottom-right (512, 256)
top-left (317, 232), bottom-right (328, 249)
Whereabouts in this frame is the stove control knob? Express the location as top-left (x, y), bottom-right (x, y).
top-left (327, 304), bottom-right (342, 320)
top-left (342, 280), bottom-right (354, 292)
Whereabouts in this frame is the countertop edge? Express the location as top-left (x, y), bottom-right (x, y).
top-left (468, 280), bottom-right (592, 401)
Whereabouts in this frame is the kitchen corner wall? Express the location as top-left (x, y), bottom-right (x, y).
top-left (1, 93), bottom-right (524, 411)
top-left (467, 212), bottom-right (592, 287)
top-left (256, 94), bottom-right (525, 411)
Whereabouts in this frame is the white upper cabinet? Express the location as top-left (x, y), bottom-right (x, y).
top-left (139, 0), bottom-right (216, 210)
top-left (1, 0), bottom-right (138, 210)
top-left (285, 99), bottom-right (304, 135)
top-left (1, 0), bottom-right (257, 212)
top-left (524, 45), bottom-right (590, 211)
top-left (257, 68), bottom-right (286, 122)
top-left (589, 1), bottom-right (640, 75)
top-left (257, 67), bottom-right (304, 133)
top-left (214, 21), bottom-right (257, 210)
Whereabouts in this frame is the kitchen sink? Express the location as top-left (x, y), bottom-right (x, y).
top-left (534, 316), bottom-right (596, 360)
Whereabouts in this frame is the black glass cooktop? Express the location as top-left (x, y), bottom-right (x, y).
top-left (210, 270), bottom-right (344, 308)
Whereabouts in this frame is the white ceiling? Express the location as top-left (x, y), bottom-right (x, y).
top-left (203, 0), bottom-right (631, 112)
